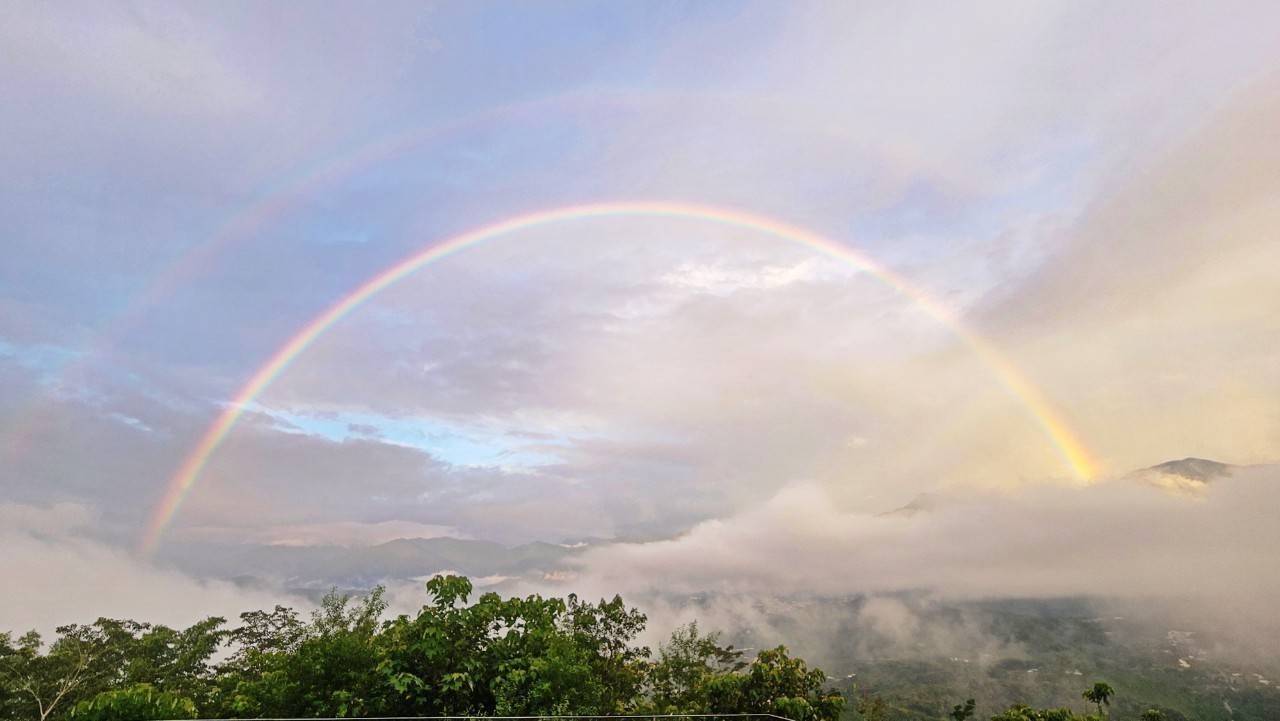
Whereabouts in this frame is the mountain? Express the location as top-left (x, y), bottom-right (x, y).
top-left (1145, 457), bottom-right (1234, 481)
top-left (161, 457), bottom-right (1259, 589)
top-left (878, 492), bottom-right (945, 518)
top-left (157, 536), bottom-right (590, 590)
top-left (878, 459), bottom-right (1244, 514)
top-left (1129, 457), bottom-right (1236, 496)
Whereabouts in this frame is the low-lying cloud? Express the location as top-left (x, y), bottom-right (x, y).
top-left (567, 466), bottom-right (1280, 615)
top-left (0, 503), bottom-right (307, 636)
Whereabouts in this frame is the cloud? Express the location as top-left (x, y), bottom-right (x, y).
top-left (0, 503), bottom-right (306, 636)
top-left (3, 1), bottom-right (1280, 580)
top-left (660, 258), bottom-right (834, 295)
top-left (0, 501), bottom-right (95, 537)
top-left (566, 467), bottom-right (1280, 611)
top-left (968, 75), bottom-right (1280, 473)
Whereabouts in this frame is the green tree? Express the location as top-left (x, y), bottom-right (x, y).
top-left (379, 574), bottom-right (652, 716)
top-left (69, 685), bottom-right (196, 721)
top-left (0, 630), bottom-right (102, 721)
top-left (646, 622), bottom-right (745, 713)
top-left (854, 692), bottom-right (889, 721)
top-left (705, 646), bottom-right (844, 721)
top-left (6, 575), bottom-right (1156, 721)
top-left (53, 617), bottom-right (226, 705)
top-left (210, 604), bottom-right (304, 717)
top-left (1081, 682), bottom-right (1114, 718)
top-left (378, 574), bottom-right (508, 715)
top-left (213, 587), bottom-right (387, 718)
top-left (1139, 710), bottom-right (1167, 721)
top-left (989, 705), bottom-right (1081, 721)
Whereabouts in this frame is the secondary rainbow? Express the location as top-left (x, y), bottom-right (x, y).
top-left (138, 201), bottom-right (1099, 554)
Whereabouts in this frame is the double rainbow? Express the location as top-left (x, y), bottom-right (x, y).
top-left (138, 201), bottom-right (1098, 554)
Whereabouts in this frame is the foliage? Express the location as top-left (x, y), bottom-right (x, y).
top-left (854, 692), bottom-right (890, 721)
top-left (704, 646), bottom-right (845, 721)
top-left (646, 621), bottom-right (746, 713)
top-left (1, 630), bottom-right (101, 721)
top-left (1082, 682), bottom-right (1115, 717)
top-left (986, 683), bottom-right (1124, 721)
top-left (376, 575), bottom-right (651, 716)
top-left (988, 704), bottom-right (1088, 721)
top-left (69, 684), bottom-right (196, 721)
top-left (950, 697), bottom-right (976, 720)
top-left (0, 579), bottom-right (1184, 721)
top-left (214, 587), bottom-right (386, 717)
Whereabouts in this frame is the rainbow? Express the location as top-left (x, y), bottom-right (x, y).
top-left (137, 201), bottom-right (1099, 554)
top-left (0, 90), bottom-right (827, 469)
top-left (2, 89), bottom-right (597, 463)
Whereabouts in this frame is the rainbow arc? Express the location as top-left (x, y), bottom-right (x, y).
top-left (138, 201), bottom-right (1098, 555)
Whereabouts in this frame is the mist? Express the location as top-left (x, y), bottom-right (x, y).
top-left (543, 465), bottom-right (1280, 668)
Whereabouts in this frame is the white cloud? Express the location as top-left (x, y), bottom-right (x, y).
top-left (567, 465), bottom-right (1280, 614)
top-left (660, 258), bottom-right (833, 295)
top-left (0, 504), bottom-right (306, 636)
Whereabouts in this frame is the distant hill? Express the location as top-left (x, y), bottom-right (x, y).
top-left (1129, 457), bottom-right (1235, 496)
top-left (1146, 457), bottom-right (1235, 482)
top-left (878, 459), bottom-right (1246, 514)
top-left (161, 456), bottom-right (1265, 589)
top-left (157, 536), bottom-right (589, 589)
top-left (877, 492), bottom-right (944, 518)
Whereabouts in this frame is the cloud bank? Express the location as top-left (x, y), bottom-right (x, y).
top-left (0, 503), bottom-right (306, 636)
top-left (561, 467), bottom-right (1280, 646)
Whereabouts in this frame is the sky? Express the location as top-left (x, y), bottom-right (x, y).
top-left (2, 1), bottom-right (1280, 630)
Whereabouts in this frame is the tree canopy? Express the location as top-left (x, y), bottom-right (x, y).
top-left (1, 577), bottom-right (1149, 721)
top-left (1, 576), bottom-right (845, 721)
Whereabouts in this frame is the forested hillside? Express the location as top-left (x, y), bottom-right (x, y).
top-left (1, 576), bottom-right (1193, 721)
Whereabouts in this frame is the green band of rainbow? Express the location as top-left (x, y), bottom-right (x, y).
top-left (138, 201), bottom-right (1098, 554)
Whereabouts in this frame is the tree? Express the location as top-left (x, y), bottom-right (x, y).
top-left (992, 705), bottom-right (1081, 721)
top-left (69, 685), bottom-right (196, 721)
top-left (646, 622), bottom-right (745, 713)
top-left (52, 616), bottom-right (226, 705)
top-left (10, 575), bottom-right (1172, 721)
top-left (379, 574), bottom-right (513, 716)
top-left (0, 630), bottom-right (101, 721)
top-left (377, 574), bottom-right (654, 717)
top-left (854, 692), bottom-right (889, 721)
top-left (950, 697), bottom-right (976, 721)
top-left (705, 646), bottom-right (844, 721)
top-left (1081, 681), bottom-right (1114, 718)
top-left (213, 587), bottom-right (387, 718)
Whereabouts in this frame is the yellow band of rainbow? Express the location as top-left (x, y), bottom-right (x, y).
top-left (138, 201), bottom-right (1098, 554)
